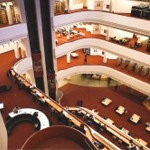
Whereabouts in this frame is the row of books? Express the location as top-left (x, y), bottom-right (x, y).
top-left (54, 0), bottom-right (66, 14)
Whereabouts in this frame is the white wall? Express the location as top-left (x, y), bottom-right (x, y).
top-left (90, 48), bottom-right (117, 59)
top-left (100, 25), bottom-right (108, 36)
top-left (109, 28), bottom-right (133, 38)
top-left (112, 0), bottom-right (149, 13)
top-left (87, 0), bottom-right (110, 11)
top-left (69, 0), bottom-right (84, 10)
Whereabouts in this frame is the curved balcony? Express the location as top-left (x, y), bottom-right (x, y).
top-left (53, 11), bottom-right (150, 36)
top-left (13, 56), bottom-right (150, 96)
top-left (55, 38), bottom-right (150, 67)
top-left (57, 65), bottom-right (150, 96)
top-left (13, 57), bottom-right (32, 74)
top-left (0, 23), bottom-right (28, 44)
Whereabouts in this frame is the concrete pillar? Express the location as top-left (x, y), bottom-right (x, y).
top-left (14, 42), bottom-right (20, 59)
top-left (5, 3), bottom-right (13, 25)
top-left (103, 52), bottom-right (107, 63)
top-left (106, 27), bottom-right (110, 41)
top-left (67, 53), bottom-right (71, 63)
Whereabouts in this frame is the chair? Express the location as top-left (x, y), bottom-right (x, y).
top-left (147, 71), bottom-right (150, 80)
top-left (140, 67), bottom-right (149, 76)
top-left (118, 139), bottom-right (123, 144)
top-left (121, 60), bottom-right (130, 69)
top-left (127, 62), bottom-right (136, 72)
top-left (116, 57), bottom-right (122, 66)
top-left (112, 135), bottom-right (117, 140)
top-left (134, 64), bottom-right (142, 74)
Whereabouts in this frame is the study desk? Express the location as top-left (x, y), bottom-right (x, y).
top-left (81, 107), bottom-right (149, 149)
top-left (71, 52), bottom-right (78, 58)
top-left (115, 106), bottom-right (126, 115)
top-left (8, 108), bottom-right (50, 130)
top-left (105, 118), bottom-right (114, 125)
top-left (101, 98), bottom-right (112, 106)
top-left (146, 126), bottom-right (150, 132)
top-left (121, 127), bottom-right (130, 135)
top-left (130, 114), bottom-right (141, 124)
top-left (136, 138), bottom-right (148, 146)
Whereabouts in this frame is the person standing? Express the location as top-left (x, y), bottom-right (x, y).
top-left (114, 84), bottom-right (119, 91)
top-left (84, 54), bottom-right (87, 64)
top-left (107, 77), bottom-right (111, 86)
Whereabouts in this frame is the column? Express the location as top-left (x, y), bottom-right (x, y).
top-left (39, 0), bottom-right (57, 100)
top-left (23, 0), bottom-right (44, 92)
top-left (67, 53), bottom-right (71, 63)
top-left (106, 27), bottom-right (110, 41)
top-left (147, 38), bottom-right (150, 52)
top-left (109, 0), bottom-right (113, 12)
top-left (26, 69), bottom-right (36, 86)
top-left (20, 37), bottom-right (30, 57)
top-left (5, 3), bottom-right (13, 25)
top-left (103, 52), bottom-right (107, 63)
top-left (14, 41), bottom-right (20, 59)
top-left (66, 0), bottom-right (70, 13)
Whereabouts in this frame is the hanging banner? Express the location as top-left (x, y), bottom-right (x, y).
top-left (32, 51), bottom-right (43, 78)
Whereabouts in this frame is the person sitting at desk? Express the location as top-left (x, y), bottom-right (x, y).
top-left (13, 106), bottom-right (21, 113)
top-left (33, 112), bottom-right (39, 118)
top-left (92, 107), bottom-right (99, 114)
top-left (126, 140), bottom-right (136, 150)
top-left (78, 123), bottom-right (86, 134)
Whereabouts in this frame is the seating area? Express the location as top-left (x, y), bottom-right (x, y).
top-left (69, 107), bottom-right (149, 150)
top-left (6, 107), bottom-right (50, 135)
top-left (6, 113), bottom-right (41, 135)
top-left (111, 36), bottom-right (130, 45)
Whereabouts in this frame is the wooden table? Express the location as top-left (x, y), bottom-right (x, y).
top-left (121, 127), bottom-right (130, 135)
top-left (105, 118), bottom-right (114, 125)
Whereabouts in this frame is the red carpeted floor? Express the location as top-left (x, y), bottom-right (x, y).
top-left (0, 47), bottom-right (150, 149)
top-left (60, 83), bottom-right (150, 147)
